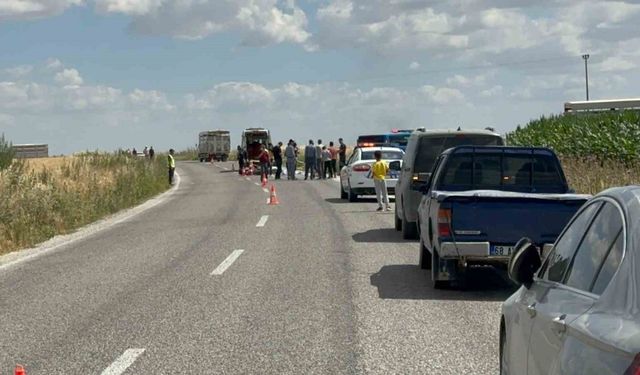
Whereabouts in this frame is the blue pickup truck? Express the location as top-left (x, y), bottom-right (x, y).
top-left (416, 146), bottom-right (590, 288)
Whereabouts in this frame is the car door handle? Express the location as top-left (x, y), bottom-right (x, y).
top-left (552, 314), bottom-right (567, 334)
top-left (526, 303), bottom-right (537, 318)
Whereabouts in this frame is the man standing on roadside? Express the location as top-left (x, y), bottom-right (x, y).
top-left (285, 140), bottom-right (297, 180)
top-left (149, 146), bottom-right (155, 160)
top-left (304, 140), bottom-right (316, 180)
top-left (371, 150), bottom-right (391, 212)
top-left (329, 141), bottom-right (338, 178)
top-left (168, 149), bottom-right (176, 185)
top-left (237, 145), bottom-right (245, 175)
top-left (273, 142), bottom-right (283, 180)
top-left (259, 144), bottom-right (270, 179)
top-left (339, 138), bottom-right (347, 169)
top-left (315, 139), bottom-right (324, 179)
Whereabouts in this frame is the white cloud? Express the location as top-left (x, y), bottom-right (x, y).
top-left (45, 58), bottom-right (63, 70)
top-left (598, 56), bottom-right (636, 72)
top-left (54, 68), bottom-right (83, 87)
top-left (409, 61), bottom-right (420, 70)
top-left (94, 0), bottom-right (310, 46)
top-left (420, 85), bottom-right (464, 104)
top-left (480, 85), bottom-right (503, 98)
top-left (0, 0), bottom-right (83, 21)
top-left (4, 65), bottom-right (33, 78)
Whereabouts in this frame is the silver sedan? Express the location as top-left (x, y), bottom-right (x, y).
top-left (500, 186), bottom-right (640, 375)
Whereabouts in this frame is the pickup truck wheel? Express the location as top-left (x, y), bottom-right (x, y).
top-left (199, 158), bottom-right (204, 163)
top-left (431, 249), bottom-right (449, 289)
top-left (419, 239), bottom-right (431, 269)
top-left (340, 180), bottom-right (348, 199)
top-left (402, 218), bottom-right (417, 240)
top-left (394, 205), bottom-right (402, 231)
top-left (348, 185), bottom-right (358, 202)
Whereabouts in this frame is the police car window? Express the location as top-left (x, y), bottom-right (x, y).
top-left (564, 202), bottom-right (623, 292)
top-left (591, 230), bottom-right (624, 295)
top-left (541, 202), bottom-right (601, 282)
top-left (361, 151), bottom-right (404, 160)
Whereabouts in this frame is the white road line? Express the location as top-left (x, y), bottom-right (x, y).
top-left (262, 188), bottom-right (269, 193)
top-left (245, 177), bottom-right (251, 181)
top-left (101, 348), bottom-right (145, 375)
top-left (254, 182), bottom-right (260, 186)
top-left (256, 215), bottom-right (269, 227)
top-left (210, 250), bottom-right (244, 275)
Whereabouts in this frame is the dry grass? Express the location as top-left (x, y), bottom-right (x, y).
top-left (0, 152), bottom-right (169, 256)
top-left (561, 156), bottom-right (640, 195)
top-left (24, 156), bottom-right (71, 172)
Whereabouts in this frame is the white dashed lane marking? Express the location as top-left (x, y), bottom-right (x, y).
top-left (101, 348), bottom-right (145, 375)
top-left (256, 215), bottom-right (269, 227)
top-left (210, 250), bottom-right (244, 276)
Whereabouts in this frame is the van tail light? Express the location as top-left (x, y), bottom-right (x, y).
top-left (438, 208), bottom-right (452, 237)
top-left (624, 353), bottom-right (640, 375)
top-left (352, 164), bottom-right (371, 172)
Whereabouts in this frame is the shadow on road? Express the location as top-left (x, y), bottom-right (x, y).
top-left (352, 228), bottom-right (405, 243)
top-left (370, 264), bottom-right (517, 302)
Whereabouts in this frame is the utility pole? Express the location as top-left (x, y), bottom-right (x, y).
top-left (582, 54), bottom-right (590, 101)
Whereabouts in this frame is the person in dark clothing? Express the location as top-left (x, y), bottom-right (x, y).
top-left (304, 140), bottom-right (316, 180)
top-left (339, 138), bottom-right (347, 169)
top-left (168, 149), bottom-right (176, 185)
top-left (149, 146), bottom-right (155, 160)
top-left (237, 145), bottom-right (245, 174)
top-left (272, 142), bottom-right (283, 179)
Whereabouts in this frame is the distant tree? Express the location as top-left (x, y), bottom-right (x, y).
top-left (0, 133), bottom-right (15, 170)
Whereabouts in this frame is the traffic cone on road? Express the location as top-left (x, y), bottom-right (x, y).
top-left (268, 185), bottom-right (280, 205)
top-left (15, 365), bottom-right (26, 375)
top-left (261, 174), bottom-right (267, 188)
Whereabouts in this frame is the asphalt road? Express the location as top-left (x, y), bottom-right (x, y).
top-left (0, 161), bottom-right (516, 374)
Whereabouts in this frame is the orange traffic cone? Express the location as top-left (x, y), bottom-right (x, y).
top-left (261, 174), bottom-right (267, 188)
top-left (15, 365), bottom-right (26, 375)
top-left (268, 185), bottom-right (280, 205)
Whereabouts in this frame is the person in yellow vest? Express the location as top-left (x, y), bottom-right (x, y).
top-left (371, 150), bottom-right (391, 211)
top-left (168, 148), bottom-right (176, 185)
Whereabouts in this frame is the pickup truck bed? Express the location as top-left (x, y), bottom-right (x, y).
top-left (432, 190), bottom-right (589, 260)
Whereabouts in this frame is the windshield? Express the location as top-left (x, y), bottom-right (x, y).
top-left (361, 150), bottom-right (404, 160)
top-left (440, 151), bottom-right (566, 193)
top-left (414, 135), bottom-right (503, 173)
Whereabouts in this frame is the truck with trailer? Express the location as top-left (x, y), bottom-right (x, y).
top-left (198, 130), bottom-right (231, 162)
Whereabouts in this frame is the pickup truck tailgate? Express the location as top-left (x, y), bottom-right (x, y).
top-left (437, 191), bottom-right (590, 245)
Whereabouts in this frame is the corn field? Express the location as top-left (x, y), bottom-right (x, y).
top-left (0, 152), bottom-right (169, 255)
top-left (507, 110), bottom-right (640, 162)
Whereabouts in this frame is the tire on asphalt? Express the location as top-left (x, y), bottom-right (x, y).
top-left (348, 185), bottom-right (358, 202)
top-left (340, 180), bottom-right (348, 199)
top-left (402, 217), bottom-right (418, 240)
top-left (419, 239), bottom-right (432, 269)
top-left (431, 248), bottom-right (449, 289)
top-left (394, 205), bottom-right (402, 231)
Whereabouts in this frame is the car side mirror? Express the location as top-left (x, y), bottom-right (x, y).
top-left (389, 160), bottom-right (402, 171)
top-left (508, 237), bottom-right (542, 289)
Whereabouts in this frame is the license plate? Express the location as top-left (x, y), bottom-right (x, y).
top-left (490, 245), bottom-right (515, 256)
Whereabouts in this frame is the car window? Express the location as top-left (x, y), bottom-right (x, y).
top-left (564, 202), bottom-right (623, 292)
top-left (361, 151), bottom-right (404, 160)
top-left (540, 202), bottom-right (602, 282)
top-left (413, 134), bottom-right (502, 173)
top-left (591, 230), bottom-right (624, 295)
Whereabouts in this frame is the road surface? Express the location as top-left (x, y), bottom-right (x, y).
top-left (0, 161), bottom-right (516, 374)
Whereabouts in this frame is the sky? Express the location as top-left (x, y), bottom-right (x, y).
top-left (1, 0), bottom-right (639, 154)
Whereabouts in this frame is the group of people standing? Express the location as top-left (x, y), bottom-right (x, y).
top-left (129, 146), bottom-right (155, 159)
top-left (302, 139), bottom-right (347, 181)
top-left (237, 138), bottom-right (348, 182)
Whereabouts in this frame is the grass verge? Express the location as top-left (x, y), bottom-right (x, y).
top-left (0, 152), bottom-right (169, 256)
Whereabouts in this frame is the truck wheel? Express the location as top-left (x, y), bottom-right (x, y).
top-left (431, 248), bottom-right (449, 289)
top-left (348, 185), bottom-right (358, 202)
top-left (419, 239), bottom-right (431, 269)
top-left (394, 205), bottom-right (402, 231)
top-left (402, 217), bottom-right (417, 240)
